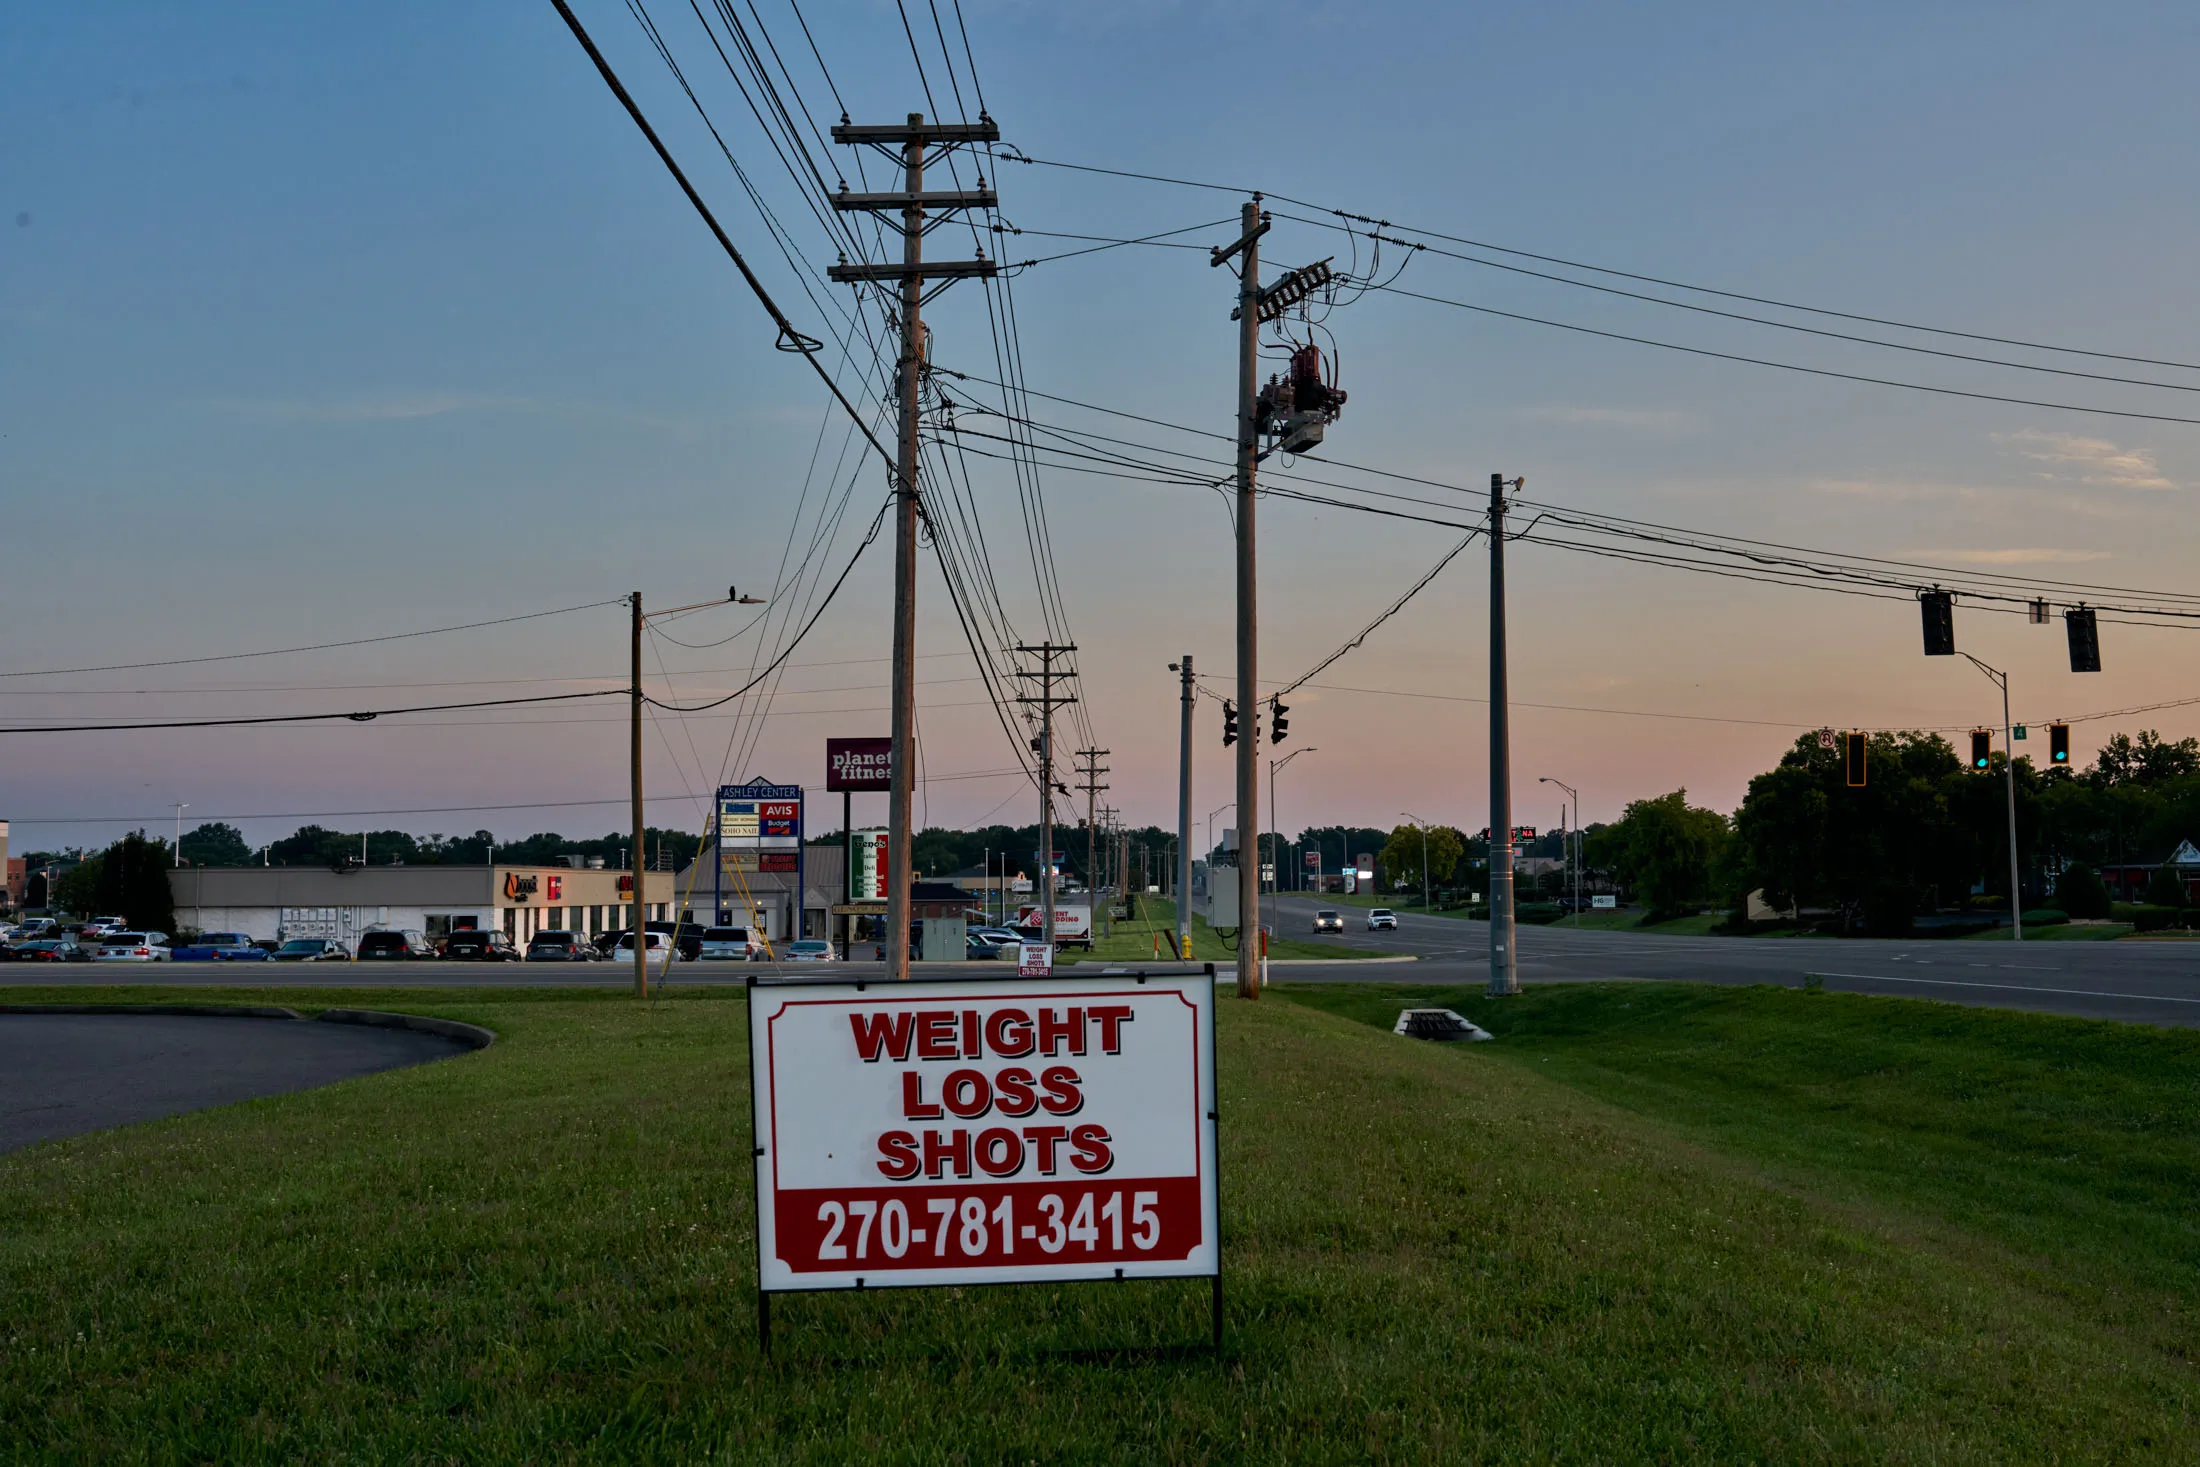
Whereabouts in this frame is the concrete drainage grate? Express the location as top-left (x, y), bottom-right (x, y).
top-left (1394, 1008), bottom-right (1493, 1043)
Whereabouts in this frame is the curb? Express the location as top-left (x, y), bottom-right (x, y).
top-left (1266, 954), bottom-right (1420, 967)
top-left (0, 1002), bottom-right (306, 1020)
top-left (313, 1008), bottom-right (496, 1050)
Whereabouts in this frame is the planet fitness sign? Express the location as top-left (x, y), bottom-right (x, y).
top-left (747, 971), bottom-right (1219, 1299)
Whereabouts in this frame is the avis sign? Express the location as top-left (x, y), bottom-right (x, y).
top-left (747, 972), bottom-right (1219, 1303)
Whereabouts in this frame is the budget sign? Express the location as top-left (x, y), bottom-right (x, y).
top-left (748, 971), bottom-right (1219, 1292)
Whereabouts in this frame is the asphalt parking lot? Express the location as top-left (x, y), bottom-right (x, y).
top-left (0, 1012), bottom-right (472, 1152)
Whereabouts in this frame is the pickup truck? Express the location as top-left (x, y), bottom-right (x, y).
top-left (170, 932), bottom-right (272, 962)
top-left (1013, 903), bottom-right (1095, 951)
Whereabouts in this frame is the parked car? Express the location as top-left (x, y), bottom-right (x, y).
top-left (612, 931), bottom-right (679, 963)
top-left (1313, 910), bottom-right (1344, 933)
top-left (443, 929), bottom-right (519, 962)
top-left (357, 929), bottom-right (437, 961)
top-left (966, 932), bottom-right (1005, 960)
top-left (781, 939), bottom-right (835, 963)
top-left (698, 926), bottom-right (756, 961)
top-left (12, 940), bottom-right (88, 963)
top-left (524, 930), bottom-right (598, 962)
top-left (1366, 909), bottom-right (1399, 931)
top-left (644, 920), bottom-right (707, 962)
top-left (969, 926), bottom-right (1021, 951)
top-left (171, 932), bottom-right (271, 962)
top-left (272, 937), bottom-right (350, 962)
top-left (94, 932), bottom-right (170, 962)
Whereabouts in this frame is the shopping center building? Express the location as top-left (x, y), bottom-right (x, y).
top-left (167, 862), bottom-right (676, 948)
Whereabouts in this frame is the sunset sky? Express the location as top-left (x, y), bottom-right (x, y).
top-left (6, 1), bottom-right (2198, 855)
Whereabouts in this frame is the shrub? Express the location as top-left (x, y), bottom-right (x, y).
top-left (2130, 906), bottom-right (2191, 933)
top-left (2054, 864), bottom-right (2113, 920)
top-left (1515, 902), bottom-right (1564, 926)
top-left (2144, 866), bottom-right (2190, 909)
top-left (2018, 908), bottom-right (2069, 927)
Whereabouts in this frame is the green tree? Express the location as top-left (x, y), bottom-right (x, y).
top-left (2144, 865), bottom-right (2189, 909)
top-left (91, 832), bottom-right (175, 933)
top-left (1593, 791), bottom-right (1729, 922)
top-left (1379, 823), bottom-right (1462, 904)
top-left (53, 858), bottom-right (103, 916)
top-left (179, 822), bottom-right (251, 866)
top-left (2091, 730), bottom-right (2200, 787)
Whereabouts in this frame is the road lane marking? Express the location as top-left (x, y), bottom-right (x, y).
top-left (1807, 971), bottom-right (2200, 1005)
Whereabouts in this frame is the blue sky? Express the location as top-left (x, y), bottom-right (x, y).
top-left (6, 1), bottom-right (2199, 854)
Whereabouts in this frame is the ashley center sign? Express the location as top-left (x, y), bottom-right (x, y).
top-left (748, 971), bottom-right (1219, 1298)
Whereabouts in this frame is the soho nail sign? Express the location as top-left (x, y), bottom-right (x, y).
top-left (747, 971), bottom-right (1219, 1296)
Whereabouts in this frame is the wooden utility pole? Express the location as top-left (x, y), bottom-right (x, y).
top-left (828, 113), bottom-right (998, 980)
top-left (630, 591), bottom-right (647, 998)
top-left (1013, 645), bottom-right (1077, 961)
top-left (1077, 747), bottom-right (1109, 936)
top-left (1488, 474), bottom-right (1520, 996)
top-left (1212, 199), bottom-right (1269, 1001)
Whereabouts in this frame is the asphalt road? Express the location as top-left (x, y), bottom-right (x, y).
top-left (14, 911), bottom-right (2200, 1027)
top-left (0, 1014), bottom-right (470, 1152)
top-left (1265, 893), bottom-right (2200, 1027)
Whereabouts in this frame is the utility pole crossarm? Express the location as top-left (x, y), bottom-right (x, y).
top-left (832, 188), bottom-right (998, 211)
top-left (827, 258), bottom-right (998, 282)
top-left (831, 119), bottom-right (1000, 144)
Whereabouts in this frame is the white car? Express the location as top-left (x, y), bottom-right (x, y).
top-left (1366, 909), bottom-right (1399, 931)
top-left (94, 932), bottom-right (170, 961)
top-left (612, 931), bottom-right (680, 962)
top-left (698, 926), bottom-right (756, 961)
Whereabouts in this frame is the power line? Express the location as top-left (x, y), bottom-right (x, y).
top-left (1373, 281), bottom-right (2200, 429)
top-left (998, 149), bottom-right (2200, 374)
top-left (0, 688), bottom-right (624, 735)
top-left (0, 599), bottom-right (625, 681)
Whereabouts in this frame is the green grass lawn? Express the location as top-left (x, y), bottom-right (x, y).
top-left (3, 981), bottom-right (2196, 1461)
top-left (1058, 897), bottom-right (1385, 965)
top-left (1959, 922), bottom-right (2136, 941)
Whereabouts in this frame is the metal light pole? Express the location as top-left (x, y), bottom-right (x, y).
top-left (1401, 811), bottom-right (1434, 914)
top-left (1269, 748), bottom-right (1316, 902)
top-left (1539, 777), bottom-right (1579, 926)
top-left (1206, 801), bottom-right (1235, 887)
top-left (173, 803), bottom-right (189, 867)
top-left (1171, 656), bottom-right (1194, 959)
top-left (1960, 653), bottom-right (2025, 942)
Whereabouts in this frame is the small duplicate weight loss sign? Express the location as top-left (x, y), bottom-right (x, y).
top-left (747, 968), bottom-right (1219, 1331)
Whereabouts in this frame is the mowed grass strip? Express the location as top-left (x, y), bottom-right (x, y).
top-left (0, 984), bottom-right (2190, 1462)
top-left (1282, 982), bottom-right (2200, 1360)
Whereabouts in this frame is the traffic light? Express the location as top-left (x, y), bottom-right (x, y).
top-left (1222, 700), bottom-right (1238, 746)
top-left (2050, 722), bottom-right (2070, 765)
top-left (1270, 699), bottom-right (1289, 743)
top-left (1920, 590), bottom-right (1956, 656)
top-left (2065, 606), bottom-right (2101, 673)
top-left (1843, 730), bottom-right (1867, 787)
top-left (1970, 728), bottom-right (1993, 771)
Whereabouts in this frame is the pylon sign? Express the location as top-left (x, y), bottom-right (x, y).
top-left (747, 969), bottom-right (1221, 1295)
top-left (718, 781), bottom-right (804, 922)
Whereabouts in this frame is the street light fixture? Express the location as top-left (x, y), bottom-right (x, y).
top-left (1538, 777), bottom-right (1579, 926)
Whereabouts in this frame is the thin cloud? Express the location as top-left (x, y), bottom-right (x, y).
top-left (217, 393), bottom-right (540, 423)
top-left (1997, 428), bottom-right (2176, 490)
top-left (1920, 548), bottom-right (2113, 565)
top-left (1517, 405), bottom-right (1697, 433)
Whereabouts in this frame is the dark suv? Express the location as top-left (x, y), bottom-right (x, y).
top-left (357, 930), bottom-right (435, 961)
top-left (442, 929), bottom-right (519, 961)
top-left (525, 930), bottom-right (597, 962)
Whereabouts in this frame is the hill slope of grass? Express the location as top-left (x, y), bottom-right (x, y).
top-left (1, 982), bottom-right (2194, 1462)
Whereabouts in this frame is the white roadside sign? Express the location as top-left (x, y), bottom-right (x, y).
top-left (748, 972), bottom-right (1219, 1292)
